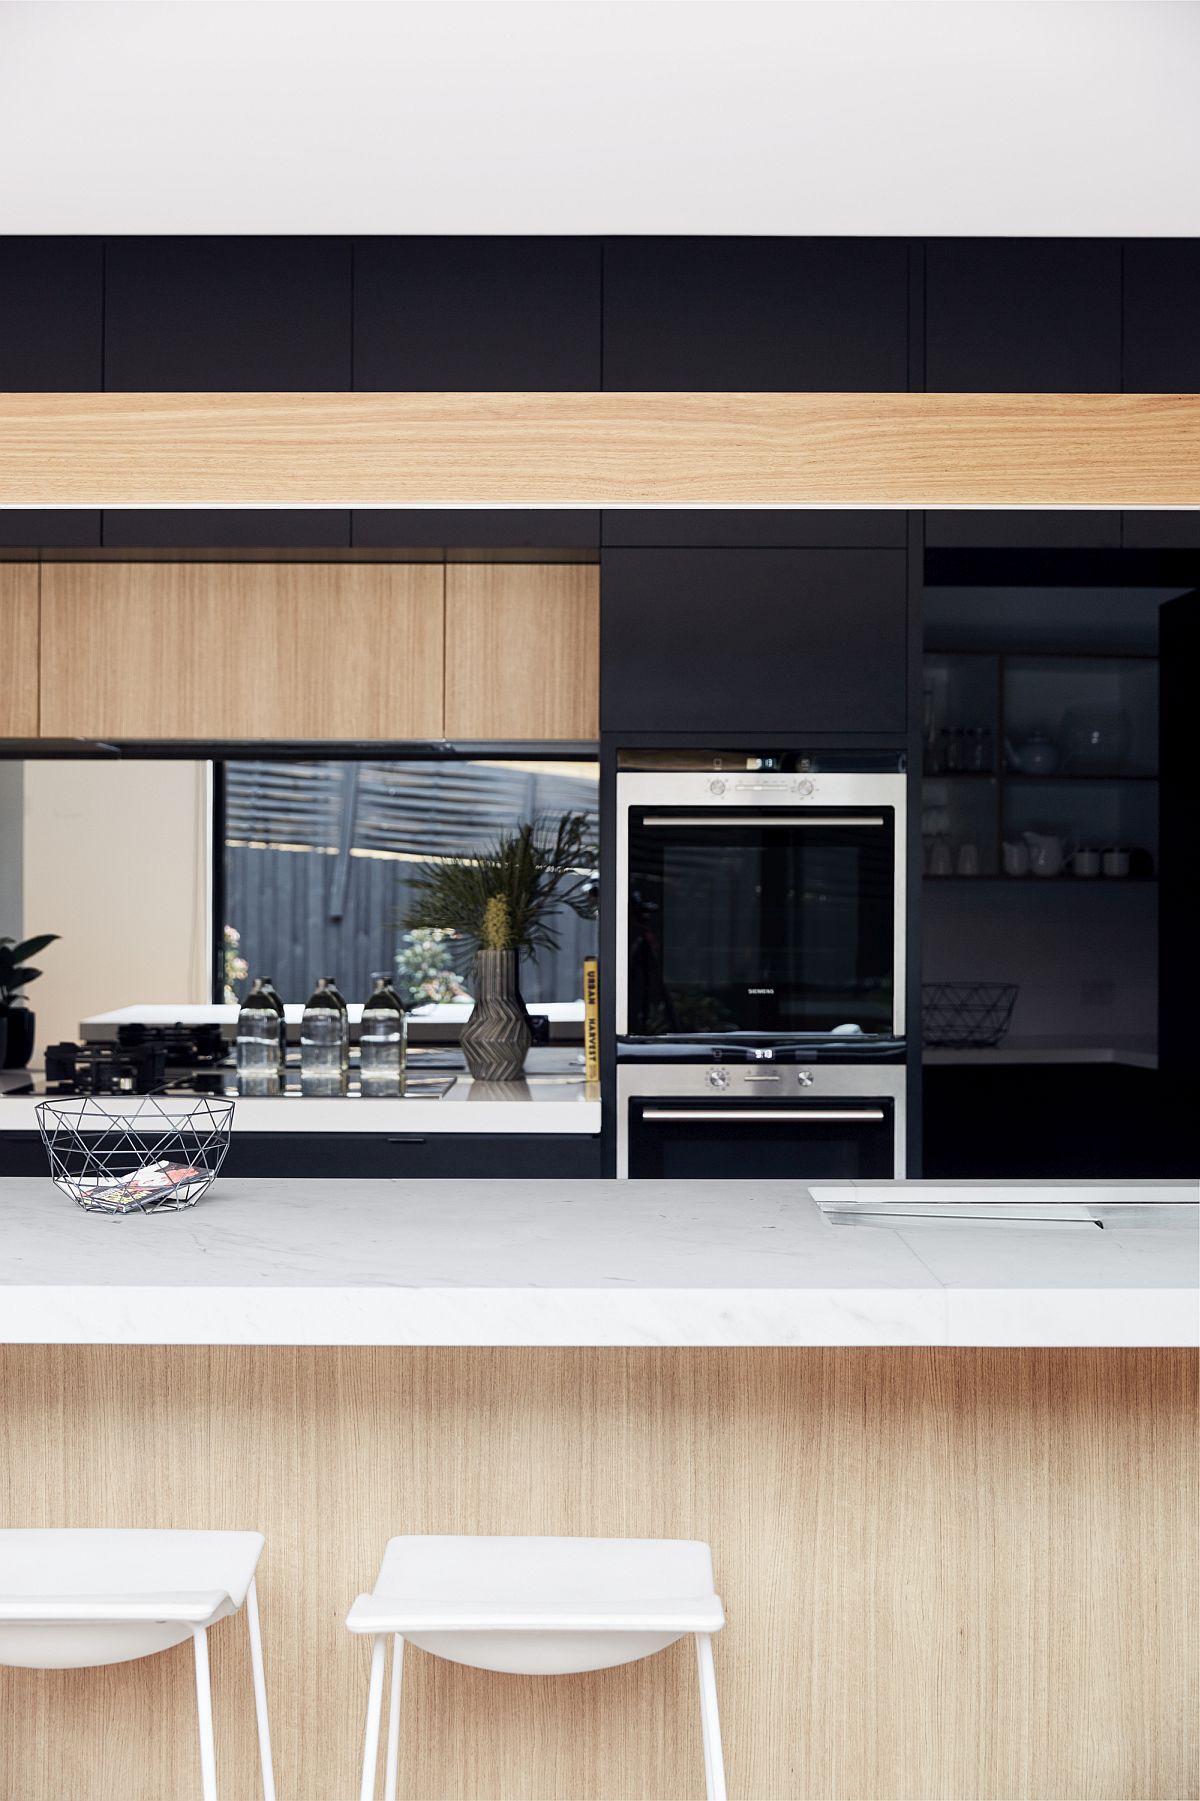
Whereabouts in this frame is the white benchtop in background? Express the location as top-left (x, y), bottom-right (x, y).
top-left (0, 1178), bottom-right (1192, 1349)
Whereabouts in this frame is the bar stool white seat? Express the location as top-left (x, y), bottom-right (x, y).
top-left (346, 1534), bottom-right (726, 1801)
top-left (0, 1528), bottom-right (275, 1801)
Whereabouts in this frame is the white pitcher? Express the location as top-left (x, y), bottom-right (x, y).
top-left (1022, 830), bottom-right (1065, 878)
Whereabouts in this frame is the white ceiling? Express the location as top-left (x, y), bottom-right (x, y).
top-left (1, 1), bottom-right (1198, 237)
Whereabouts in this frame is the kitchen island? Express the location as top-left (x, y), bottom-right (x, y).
top-left (0, 1176), bottom-right (1194, 1801)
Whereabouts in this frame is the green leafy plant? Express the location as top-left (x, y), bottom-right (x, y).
top-left (403, 814), bottom-right (597, 968)
top-left (0, 934), bottom-right (59, 1010)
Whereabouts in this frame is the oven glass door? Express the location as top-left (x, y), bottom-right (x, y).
top-left (627, 1098), bottom-right (896, 1180)
top-left (626, 806), bottom-right (896, 1037)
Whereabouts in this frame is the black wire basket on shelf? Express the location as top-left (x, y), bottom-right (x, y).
top-left (35, 1095), bottom-right (235, 1214)
top-left (921, 982), bottom-right (1019, 1050)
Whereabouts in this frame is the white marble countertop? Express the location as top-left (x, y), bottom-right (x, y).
top-left (0, 1178), bottom-right (1193, 1349)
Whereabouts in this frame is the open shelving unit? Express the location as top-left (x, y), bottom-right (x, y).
top-left (922, 648), bottom-right (1158, 884)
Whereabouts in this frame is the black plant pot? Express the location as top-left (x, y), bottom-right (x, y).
top-left (1, 1007), bottom-right (35, 1070)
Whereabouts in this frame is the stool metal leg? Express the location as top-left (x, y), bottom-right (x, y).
top-left (245, 1577), bottom-right (276, 1801)
top-left (192, 1626), bottom-right (218, 1801)
top-left (360, 1633), bottom-right (387, 1801)
top-left (383, 1634), bottom-right (405, 1801)
top-left (694, 1633), bottom-right (726, 1801)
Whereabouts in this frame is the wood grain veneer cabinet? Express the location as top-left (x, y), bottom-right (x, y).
top-left (0, 564), bottom-right (39, 736)
top-left (39, 562), bottom-right (445, 740)
top-left (445, 563), bottom-right (600, 740)
top-left (0, 1345), bottom-right (1194, 1801)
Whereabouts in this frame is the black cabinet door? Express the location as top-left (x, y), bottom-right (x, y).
top-left (354, 239), bottom-right (601, 390)
top-left (0, 511), bottom-right (101, 549)
top-left (1123, 241), bottom-right (1200, 392)
top-left (601, 548), bottom-right (907, 734)
top-left (602, 239), bottom-right (909, 391)
top-left (1122, 511), bottom-right (1200, 551)
top-left (602, 510), bottom-right (906, 548)
top-left (102, 510), bottom-right (351, 549)
top-left (0, 238), bottom-right (103, 390)
top-left (925, 240), bottom-right (1121, 391)
top-left (925, 510), bottom-right (1121, 550)
top-left (104, 238), bottom-right (352, 390)
top-left (353, 510), bottom-right (599, 550)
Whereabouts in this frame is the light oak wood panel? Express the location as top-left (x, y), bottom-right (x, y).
top-left (0, 391), bottom-right (1197, 506)
top-left (0, 564), bottom-right (39, 736)
top-left (0, 1347), bottom-right (1193, 1801)
top-left (38, 562), bottom-right (445, 739)
top-left (445, 564), bottom-right (599, 740)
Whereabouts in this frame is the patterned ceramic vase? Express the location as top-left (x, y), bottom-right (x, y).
top-left (460, 950), bottom-right (532, 1082)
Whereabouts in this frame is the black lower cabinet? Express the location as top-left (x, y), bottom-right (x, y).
top-left (923, 1067), bottom-right (1196, 1178)
top-left (0, 1132), bottom-right (602, 1180)
top-left (601, 547), bottom-right (908, 735)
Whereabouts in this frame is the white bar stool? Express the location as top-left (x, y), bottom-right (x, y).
top-left (346, 1534), bottom-right (726, 1801)
top-left (0, 1528), bottom-right (275, 1801)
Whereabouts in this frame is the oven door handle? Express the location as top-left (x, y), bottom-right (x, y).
top-left (639, 815), bottom-right (885, 827)
top-left (639, 1108), bottom-right (887, 1123)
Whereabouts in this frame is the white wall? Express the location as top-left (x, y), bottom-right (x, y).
top-left (1, 2), bottom-right (1197, 237)
top-left (21, 762), bottom-right (211, 1053)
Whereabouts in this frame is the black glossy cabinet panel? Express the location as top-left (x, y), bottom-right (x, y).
top-left (925, 240), bottom-right (1121, 392)
top-left (103, 510), bottom-right (351, 549)
top-left (104, 238), bottom-right (352, 390)
top-left (602, 239), bottom-right (909, 391)
top-left (601, 548), bottom-right (907, 734)
top-left (0, 1132), bottom-right (603, 1180)
top-left (1122, 510), bottom-right (1200, 551)
top-left (1122, 241), bottom-right (1200, 392)
top-left (0, 511), bottom-right (101, 549)
top-left (354, 239), bottom-right (601, 390)
top-left (0, 238), bottom-right (103, 391)
top-left (925, 510), bottom-right (1121, 550)
top-left (353, 510), bottom-right (599, 549)
top-left (602, 510), bottom-right (907, 548)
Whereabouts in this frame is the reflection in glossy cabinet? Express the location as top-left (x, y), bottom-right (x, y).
top-left (39, 563), bottom-right (445, 741)
top-left (445, 564), bottom-right (600, 741)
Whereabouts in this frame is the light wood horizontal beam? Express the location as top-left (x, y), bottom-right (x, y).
top-left (0, 391), bottom-right (1196, 508)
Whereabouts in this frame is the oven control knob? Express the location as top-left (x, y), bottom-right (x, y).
top-left (796, 778), bottom-right (815, 797)
top-left (797, 1070), bottom-right (815, 1087)
top-left (706, 1068), bottom-right (732, 1090)
top-left (709, 779), bottom-right (727, 796)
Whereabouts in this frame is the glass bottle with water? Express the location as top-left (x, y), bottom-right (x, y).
top-left (258, 977), bottom-right (287, 1081)
top-left (301, 976), bottom-right (348, 1097)
top-left (359, 974), bottom-right (407, 1098)
top-left (326, 978), bottom-right (351, 1076)
top-left (236, 980), bottom-right (282, 1096)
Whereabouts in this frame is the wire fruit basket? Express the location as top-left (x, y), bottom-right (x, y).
top-left (35, 1095), bottom-right (235, 1214)
top-left (922, 982), bottom-right (1019, 1050)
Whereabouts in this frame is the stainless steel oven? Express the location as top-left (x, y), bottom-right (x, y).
top-left (616, 764), bottom-right (907, 1044)
top-left (617, 1059), bottom-right (906, 1179)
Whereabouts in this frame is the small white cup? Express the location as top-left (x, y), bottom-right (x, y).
top-left (956, 842), bottom-right (980, 877)
top-left (1073, 848), bottom-right (1100, 878)
top-left (929, 840), bottom-right (954, 877)
top-left (1102, 848), bottom-right (1130, 878)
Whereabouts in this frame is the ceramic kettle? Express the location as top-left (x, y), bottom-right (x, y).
top-left (1022, 830), bottom-right (1066, 878)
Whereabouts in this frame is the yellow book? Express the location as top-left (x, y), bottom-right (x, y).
top-left (582, 956), bottom-right (600, 1082)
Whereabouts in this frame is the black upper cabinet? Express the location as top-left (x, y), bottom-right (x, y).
top-left (925, 510), bottom-right (1121, 550)
top-left (1122, 241), bottom-right (1200, 392)
top-left (602, 510), bottom-right (906, 548)
top-left (102, 510), bottom-right (351, 549)
top-left (601, 548), bottom-right (907, 734)
top-left (353, 510), bottom-right (599, 549)
top-left (0, 238), bottom-right (103, 389)
top-left (925, 240), bottom-right (1121, 391)
top-left (602, 239), bottom-right (909, 391)
top-left (353, 239), bottom-right (601, 390)
top-left (104, 239), bottom-right (352, 390)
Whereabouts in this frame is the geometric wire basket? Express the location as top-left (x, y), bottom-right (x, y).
top-left (921, 982), bottom-right (1019, 1050)
top-left (35, 1095), bottom-right (235, 1214)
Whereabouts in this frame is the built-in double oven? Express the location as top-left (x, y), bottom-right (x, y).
top-left (615, 753), bottom-right (908, 1179)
